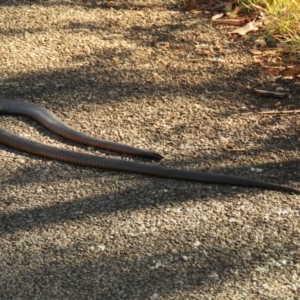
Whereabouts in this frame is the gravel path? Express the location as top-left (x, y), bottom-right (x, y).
top-left (0, 1), bottom-right (299, 299)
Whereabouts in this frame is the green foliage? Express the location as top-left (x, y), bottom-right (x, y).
top-left (238, 0), bottom-right (300, 45)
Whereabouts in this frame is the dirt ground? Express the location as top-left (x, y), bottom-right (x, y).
top-left (0, 1), bottom-right (300, 299)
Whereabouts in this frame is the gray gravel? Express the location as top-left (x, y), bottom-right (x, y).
top-left (0, 1), bottom-right (300, 299)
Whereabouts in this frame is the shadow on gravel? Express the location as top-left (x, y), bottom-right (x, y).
top-left (0, 0), bottom-right (171, 10)
top-left (1, 2), bottom-right (299, 232)
top-left (1, 163), bottom-right (299, 297)
top-left (2, 245), bottom-right (298, 299)
top-left (0, 40), bottom-right (299, 102)
top-left (1, 155), bottom-right (299, 238)
top-left (0, 55), bottom-right (299, 188)
top-left (0, 3), bottom-right (299, 298)
top-left (1, 142), bottom-right (299, 189)
top-left (0, 221), bottom-right (298, 299)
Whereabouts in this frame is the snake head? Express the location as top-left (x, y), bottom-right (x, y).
top-left (148, 152), bottom-right (164, 161)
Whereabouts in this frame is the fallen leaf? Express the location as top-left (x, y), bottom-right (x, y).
top-left (282, 65), bottom-right (300, 77)
top-left (229, 21), bottom-right (256, 36)
top-left (212, 13), bottom-right (224, 21)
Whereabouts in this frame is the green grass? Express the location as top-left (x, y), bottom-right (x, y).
top-left (238, 0), bottom-right (300, 47)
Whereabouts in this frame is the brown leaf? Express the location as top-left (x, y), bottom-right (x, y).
top-left (282, 65), bottom-right (300, 77)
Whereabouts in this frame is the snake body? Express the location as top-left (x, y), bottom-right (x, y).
top-left (0, 100), bottom-right (299, 194)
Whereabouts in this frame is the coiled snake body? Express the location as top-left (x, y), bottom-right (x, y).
top-left (0, 100), bottom-right (299, 194)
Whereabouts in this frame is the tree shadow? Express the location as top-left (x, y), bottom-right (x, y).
top-left (1, 150), bottom-right (299, 237)
top-left (0, 0), bottom-right (175, 10)
top-left (0, 215), bottom-right (298, 298)
top-left (1, 3), bottom-right (300, 298)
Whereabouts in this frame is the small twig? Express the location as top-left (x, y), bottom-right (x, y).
top-left (261, 65), bottom-right (284, 69)
top-left (250, 3), bottom-right (269, 12)
top-left (254, 89), bottom-right (289, 98)
top-left (259, 110), bottom-right (300, 115)
top-left (187, 59), bottom-right (202, 62)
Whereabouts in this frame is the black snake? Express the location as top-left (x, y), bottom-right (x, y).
top-left (0, 100), bottom-right (299, 194)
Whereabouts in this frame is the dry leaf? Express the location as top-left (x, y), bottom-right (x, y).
top-left (229, 22), bottom-right (256, 35)
top-left (211, 13), bottom-right (224, 21)
top-left (282, 65), bottom-right (300, 77)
